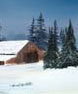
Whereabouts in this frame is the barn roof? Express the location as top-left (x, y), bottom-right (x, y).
top-left (0, 55), bottom-right (16, 61)
top-left (0, 40), bottom-right (29, 61)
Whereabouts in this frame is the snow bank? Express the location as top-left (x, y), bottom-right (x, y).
top-left (0, 61), bottom-right (78, 94)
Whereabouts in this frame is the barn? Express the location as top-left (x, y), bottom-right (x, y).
top-left (0, 40), bottom-right (44, 65)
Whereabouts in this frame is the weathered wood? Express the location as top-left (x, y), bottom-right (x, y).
top-left (6, 42), bottom-right (45, 64)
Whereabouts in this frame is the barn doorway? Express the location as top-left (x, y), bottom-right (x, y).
top-left (23, 51), bottom-right (38, 63)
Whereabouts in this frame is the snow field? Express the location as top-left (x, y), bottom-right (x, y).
top-left (0, 61), bottom-right (78, 94)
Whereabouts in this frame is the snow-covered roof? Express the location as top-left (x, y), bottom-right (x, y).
top-left (0, 40), bottom-right (29, 55)
top-left (0, 40), bottom-right (29, 61)
top-left (0, 55), bottom-right (16, 61)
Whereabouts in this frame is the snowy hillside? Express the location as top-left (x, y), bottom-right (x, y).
top-left (0, 61), bottom-right (78, 94)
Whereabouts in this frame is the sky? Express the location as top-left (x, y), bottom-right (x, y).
top-left (0, 0), bottom-right (78, 40)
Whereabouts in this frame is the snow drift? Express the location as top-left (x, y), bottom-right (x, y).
top-left (0, 61), bottom-right (78, 94)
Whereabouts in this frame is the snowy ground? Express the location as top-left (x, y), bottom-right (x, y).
top-left (0, 61), bottom-right (78, 94)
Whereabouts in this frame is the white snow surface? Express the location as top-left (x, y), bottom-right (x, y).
top-left (0, 61), bottom-right (78, 94)
top-left (0, 40), bottom-right (29, 55)
top-left (0, 55), bottom-right (16, 61)
top-left (0, 40), bottom-right (29, 61)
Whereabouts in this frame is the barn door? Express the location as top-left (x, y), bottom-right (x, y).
top-left (25, 51), bottom-right (38, 63)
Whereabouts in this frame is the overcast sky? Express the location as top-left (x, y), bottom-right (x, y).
top-left (0, 0), bottom-right (78, 39)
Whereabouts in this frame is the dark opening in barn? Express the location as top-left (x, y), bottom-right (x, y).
top-left (23, 51), bottom-right (38, 63)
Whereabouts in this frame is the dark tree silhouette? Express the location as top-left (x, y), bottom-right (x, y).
top-left (29, 18), bottom-right (37, 43)
top-left (36, 13), bottom-right (48, 50)
top-left (57, 20), bottom-right (78, 68)
top-left (44, 27), bottom-right (58, 69)
top-left (53, 20), bottom-right (59, 53)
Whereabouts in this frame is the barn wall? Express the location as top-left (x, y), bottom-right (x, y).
top-left (6, 42), bottom-right (45, 64)
top-left (17, 42), bottom-right (40, 63)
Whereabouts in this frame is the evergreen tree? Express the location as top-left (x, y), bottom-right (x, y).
top-left (60, 27), bottom-right (68, 47)
top-left (36, 13), bottom-right (48, 50)
top-left (57, 20), bottom-right (78, 68)
top-left (66, 20), bottom-right (76, 51)
top-left (29, 18), bottom-right (37, 43)
top-left (54, 20), bottom-right (59, 53)
top-left (44, 27), bottom-right (58, 69)
top-left (60, 29), bottom-right (66, 47)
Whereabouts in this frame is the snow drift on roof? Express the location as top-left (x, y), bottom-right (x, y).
top-left (0, 55), bottom-right (16, 61)
top-left (0, 40), bottom-right (29, 55)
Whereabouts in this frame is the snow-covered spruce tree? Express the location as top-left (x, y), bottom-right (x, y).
top-left (54, 20), bottom-right (59, 53)
top-left (60, 29), bottom-right (66, 46)
top-left (44, 27), bottom-right (58, 69)
top-left (57, 20), bottom-right (78, 68)
top-left (29, 18), bottom-right (37, 43)
top-left (36, 13), bottom-right (48, 50)
top-left (60, 27), bottom-right (68, 45)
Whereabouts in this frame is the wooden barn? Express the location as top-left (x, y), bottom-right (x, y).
top-left (0, 40), bottom-right (44, 65)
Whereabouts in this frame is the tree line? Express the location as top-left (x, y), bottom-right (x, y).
top-left (29, 13), bottom-right (48, 50)
top-left (29, 13), bottom-right (78, 69)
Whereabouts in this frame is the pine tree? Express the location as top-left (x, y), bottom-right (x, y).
top-left (29, 18), bottom-right (37, 43)
top-left (66, 20), bottom-right (76, 51)
top-left (60, 29), bottom-right (66, 47)
top-left (36, 13), bottom-right (48, 50)
top-left (44, 27), bottom-right (58, 69)
top-left (57, 20), bottom-right (78, 68)
top-left (54, 20), bottom-right (59, 53)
